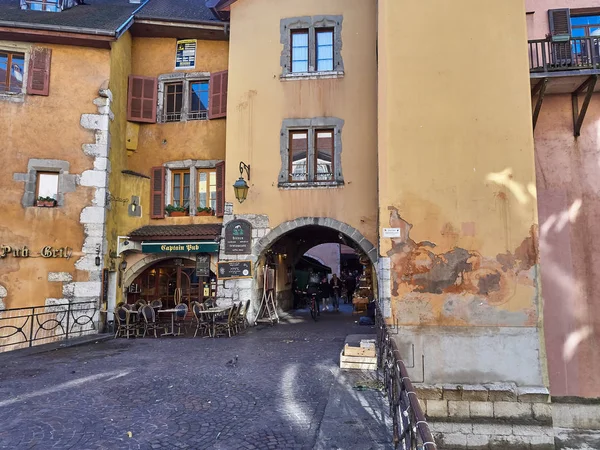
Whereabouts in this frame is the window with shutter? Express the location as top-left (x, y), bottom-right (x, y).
top-left (27, 48), bottom-right (51, 96)
top-left (150, 166), bottom-right (165, 219)
top-left (128, 75), bottom-right (158, 123)
top-left (549, 9), bottom-right (572, 39)
top-left (208, 71), bottom-right (228, 119)
top-left (215, 161), bottom-right (225, 217)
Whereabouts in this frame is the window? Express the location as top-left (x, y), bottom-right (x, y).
top-left (315, 130), bottom-right (334, 181)
top-left (291, 30), bottom-right (309, 73)
top-left (0, 51), bottom-right (25, 94)
top-left (279, 118), bottom-right (344, 188)
top-left (571, 15), bottom-right (600, 37)
top-left (281, 15), bottom-right (344, 78)
top-left (171, 170), bottom-right (190, 208)
top-left (189, 81), bottom-right (209, 120)
top-left (198, 170), bottom-right (217, 211)
top-left (316, 29), bottom-right (334, 71)
top-left (289, 131), bottom-right (309, 182)
top-left (36, 172), bottom-right (59, 201)
top-left (164, 82), bottom-right (183, 122)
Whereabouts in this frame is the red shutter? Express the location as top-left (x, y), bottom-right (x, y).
top-left (127, 75), bottom-right (157, 123)
top-left (150, 166), bottom-right (165, 219)
top-left (215, 161), bottom-right (225, 217)
top-left (208, 70), bottom-right (228, 119)
top-left (27, 48), bottom-right (51, 96)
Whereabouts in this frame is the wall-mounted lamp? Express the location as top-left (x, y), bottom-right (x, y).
top-left (119, 260), bottom-right (127, 272)
top-left (233, 161), bottom-right (251, 203)
top-left (95, 244), bottom-right (101, 267)
top-left (129, 199), bottom-right (138, 214)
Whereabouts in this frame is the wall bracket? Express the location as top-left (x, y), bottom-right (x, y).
top-left (532, 78), bottom-right (548, 130)
top-left (572, 75), bottom-right (597, 137)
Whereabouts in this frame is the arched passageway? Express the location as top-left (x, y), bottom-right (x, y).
top-left (248, 219), bottom-right (378, 324)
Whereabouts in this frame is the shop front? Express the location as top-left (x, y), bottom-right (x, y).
top-left (122, 225), bottom-right (222, 309)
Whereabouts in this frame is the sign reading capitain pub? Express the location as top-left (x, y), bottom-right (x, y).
top-left (224, 220), bottom-right (252, 254)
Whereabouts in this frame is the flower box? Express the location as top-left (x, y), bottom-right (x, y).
top-left (196, 211), bottom-right (214, 217)
top-left (169, 211), bottom-right (188, 217)
top-left (36, 200), bottom-right (56, 207)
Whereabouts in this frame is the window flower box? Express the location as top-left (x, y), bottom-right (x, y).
top-left (36, 197), bottom-right (56, 207)
top-left (196, 207), bottom-right (214, 217)
top-left (166, 205), bottom-right (189, 217)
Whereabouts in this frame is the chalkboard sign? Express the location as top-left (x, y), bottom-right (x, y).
top-left (196, 254), bottom-right (210, 277)
top-left (217, 260), bottom-right (252, 279)
top-left (224, 220), bottom-right (252, 254)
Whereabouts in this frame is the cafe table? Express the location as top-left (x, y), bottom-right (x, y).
top-left (195, 306), bottom-right (231, 337)
top-left (158, 308), bottom-right (180, 337)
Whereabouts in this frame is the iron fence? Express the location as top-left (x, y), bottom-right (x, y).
top-left (375, 302), bottom-right (437, 450)
top-left (0, 300), bottom-right (99, 352)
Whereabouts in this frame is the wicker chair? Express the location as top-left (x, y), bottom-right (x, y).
top-left (134, 299), bottom-right (147, 310)
top-left (191, 301), bottom-right (211, 338)
top-left (114, 306), bottom-right (136, 339)
top-left (174, 303), bottom-right (189, 336)
top-left (139, 305), bottom-right (160, 338)
top-left (214, 304), bottom-right (237, 338)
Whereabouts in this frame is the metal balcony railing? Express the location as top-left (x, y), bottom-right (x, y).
top-left (375, 303), bottom-right (437, 450)
top-left (529, 37), bottom-right (600, 73)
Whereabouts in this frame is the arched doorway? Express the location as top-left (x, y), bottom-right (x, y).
top-left (247, 218), bottom-right (378, 323)
top-left (124, 257), bottom-right (217, 308)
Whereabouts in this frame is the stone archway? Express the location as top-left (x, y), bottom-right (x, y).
top-left (252, 217), bottom-right (378, 266)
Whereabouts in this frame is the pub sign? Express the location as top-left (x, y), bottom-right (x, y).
top-left (224, 220), bottom-right (252, 254)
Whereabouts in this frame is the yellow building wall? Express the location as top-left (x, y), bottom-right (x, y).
top-left (378, 0), bottom-right (540, 328)
top-left (0, 43), bottom-right (110, 309)
top-left (226, 0), bottom-right (378, 246)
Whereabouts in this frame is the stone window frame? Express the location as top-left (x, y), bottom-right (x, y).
top-left (14, 159), bottom-right (77, 208)
top-left (280, 15), bottom-right (344, 80)
top-left (157, 72), bottom-right (210, 123)
top-left (0, 40), bottom-right (31, 104)
top-left (164, 160), bottom-right (222, 215)
top-left (278, 117), bottom-right (345, 189)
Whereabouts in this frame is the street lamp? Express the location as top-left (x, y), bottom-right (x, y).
top-left (234, 161), bottom-right (251, 203)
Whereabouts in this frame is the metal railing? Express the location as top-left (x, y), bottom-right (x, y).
top-left (0, 300), bottom-right (99, 352)
top-left (529, 37), bottom-right (600, 72)
top-left (375, 302), bottom-right (436, 450)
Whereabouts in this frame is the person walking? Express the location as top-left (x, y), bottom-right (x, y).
top-left (330, 274), bottom-right (342, 312)
top-left (320, 275), bottom-right (331, 311)
top-left (345, 272), bottom-right (356, 304)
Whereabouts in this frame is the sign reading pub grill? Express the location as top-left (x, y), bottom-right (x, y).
top-left (224, 220), bottom-right (252, 254)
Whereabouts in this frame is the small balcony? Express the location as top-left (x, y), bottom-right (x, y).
top-left (528, 37), bottom-right (600, 134)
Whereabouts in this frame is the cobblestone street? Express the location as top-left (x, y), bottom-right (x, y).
top-left (0, 306), bottom-right (392, 449)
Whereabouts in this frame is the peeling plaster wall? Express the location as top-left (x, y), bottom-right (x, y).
top-left (0, 43), bottom-right (111, 310)
top-left (378, 1), bottom-right (543, 386)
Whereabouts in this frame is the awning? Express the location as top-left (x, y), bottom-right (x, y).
top-left (129, 224), bottom-right (222, 241)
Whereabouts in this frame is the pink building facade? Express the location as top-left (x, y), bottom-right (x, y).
top-left (527, 0), bottom-right (600, 398)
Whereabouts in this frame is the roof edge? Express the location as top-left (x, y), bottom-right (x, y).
top-left (0, 20), bottom-right (116, 37)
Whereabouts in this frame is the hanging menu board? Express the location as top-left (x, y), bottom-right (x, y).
top-left (196, 254), bottom-right (210, 278)
top-left (175, 39), bottom-right (197, 69)
top-left (224, 220), bottom-right (252, 254)
top-left (217, 261), bottom-right (252, 279)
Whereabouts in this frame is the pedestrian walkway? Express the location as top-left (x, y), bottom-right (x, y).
top-left (0, 304), bottom-right (392, 449)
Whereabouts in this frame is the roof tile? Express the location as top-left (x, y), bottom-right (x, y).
top-left (129, 224), bottom-right (222, 241)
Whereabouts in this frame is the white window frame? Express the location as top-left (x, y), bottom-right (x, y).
top-left (0, 41), bottom-right (31, 103)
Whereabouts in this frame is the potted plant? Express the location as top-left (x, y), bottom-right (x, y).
top-left (196, 207), bottom-right (214, 216)
top-left (166, 204), bottom-right (189, 217)
top-left (36, 196), bottom-right (57, 207)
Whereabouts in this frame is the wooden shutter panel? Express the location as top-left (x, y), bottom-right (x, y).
top-left (548, 9), bottom-right (571, 38)
top-left (208, 70), bottom-right (228, 119)
top-left (127, 75), bottom-right (157, 123)
top-left (27, 48), bottom-right (51, 96)
top-left (215, 161), bottom-right (225, 217)
top-left (150, 166), bottom-right (165, 219)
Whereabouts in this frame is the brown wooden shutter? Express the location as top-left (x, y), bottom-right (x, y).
top-left (27, 48), bottom-right (51, 96)
top-left (548, 9), bottom-right (571, 38)
top-left (127, 75), bottom-right (157, 123)
top-left (208, 70), bottom-right (228, 119)
top-left (215, 161), bottom-right (225, 217)
top-left (150, 166), bottom-right (165, 219)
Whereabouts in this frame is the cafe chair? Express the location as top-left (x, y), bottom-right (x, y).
top-left (134, 299), bottom-right (147, 310)
top-left (237, 299), bottom-right (251, 331)
top-left (215, 304), bottom-right (237, 338)
top-left (191, 301), bottom-right (211, 338)
top-left (139, 305), bottom-right (160, 338)
top-left (174, 303), bottom-right (189, 336)
top-left (114, 306), bottom-right (135, 339)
